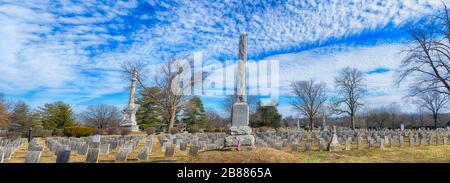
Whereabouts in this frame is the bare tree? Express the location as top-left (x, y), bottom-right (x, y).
top-left (0, 93), bottom-right (9, 129)
top-left (398, 3), bottom-right (450, 96)
top-left (388, 102), bottom-right (401, 128)
top-left (82, 104), bottom-right (122, 129)
top-left (414, 91), bottom-right (448, 129)
top-left (290, 79), bottom-right (327, 130)
top-left (333, 67), bottom-right (366, 130)
top-left (366, 106), bottom-right (391, 129)
top-left (206, 109), bottom-right (227, 129)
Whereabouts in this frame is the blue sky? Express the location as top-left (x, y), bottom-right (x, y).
top-left (0, 0), bottom-right (448, 117)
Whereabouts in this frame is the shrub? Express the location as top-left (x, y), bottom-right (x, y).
top-left (188, 125), bottom-right (199, 133)
top-left (146, 127), bottom-right (155, 135)
top-left (53, 129), bottom-right (64, 137)
top-left (6, 131), bottom-right (21, 140)
top-left (170, 127), bottom-right (179, 134)
top-left (93, 128), bottom-right (104, 135)
top-left (42, 130), bottom-right (52, 138)
top-left (120, 128), bottom-right (131, 136)
top-left (214, 128), bottom-right (222, 133)
top-left (406, 124), bottom-right (417, 129)
top-left (0, 130), bottom-right (7, 137)
top-left (206, 127), bottom-right (216, 133)
top-left (259, 126), bottom-right (268, 132)
top-left (106, 127), bottom-right (119, 135)
top-left (63, 126), bottom-right (94, 137)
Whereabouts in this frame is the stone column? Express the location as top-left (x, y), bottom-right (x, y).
top-left (236, 34), bottom-right (247, 103)
top-left (224, 34), bottom-right (255, 150)
top-left (119, 67), bottom-right (140, 132)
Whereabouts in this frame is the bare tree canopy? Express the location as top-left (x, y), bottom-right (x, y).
top-left (333, 67), bottom-right (366, 130)
top-left (82, 104), bottom-right (122, 129)
top-left (121, 60), bottom-right (149, 90)
top-left (398, 3), bottom-right (450, 96)
top-left (414, 91), bottom-right (448, 129)
top-left (290, 79), bottom-right (327, 130)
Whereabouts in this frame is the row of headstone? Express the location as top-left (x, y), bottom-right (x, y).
top-left (0, 138), bottom-right (26, 163)
top-left (254, 128), bottom-right (450, 152)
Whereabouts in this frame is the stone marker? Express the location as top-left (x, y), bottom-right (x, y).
top-left (345, 137), bottom-right (351, 151)
top-left (428, 133), bottom-right (434, 146)
top-left (357, 136), bottom-right (363, 150)
top-left (437, 134), bottom-right (441, 146)
top-left (368, 138), bottom-right (373, 149)
top-left (115, 148), bottom-right (129, 162)
top-left (409, 136), bottom-right (414, 148)
top-left (291, 143), bottom-right (299, 152)
top-left (328, 126), bottom-right (340, 151)
top-left (25, 151), bottom-right (41, 163)
top-left (388, 136), bottom-right (393, 148)
top-left (99, 144), bottom-right (110, 155)
top-left (56, 150), bottom-right (71, 163)
top-left (0, 151), bottom-right (4, 163)
top-left (137, 147), bottom-right (148, 161)
top-left (110, 141), bottom-right (118, 150)
top-left (3, 147), bottom-right (12, 160)
top-left (165, 146), bottom-right (175, 157)
top-left (189, 146), bottom-right (199, 157)
top-left (145, 140), bottom-right (153, 149)
top-left (305, 140), bottom-right (312, 152)
top-left (318, 138), bottom-right (326, 152)
top-left (77, 144), bottom-right (88, 155)
top-left (399, 135), bottom-right (404, 148)
top-left (380, 138), bottom-right (384, 149)
top-left (92, 135), bottom-right (101, 143)
top-left (90, 142), bottom-right (100, 149)
top-left (85, 148), bottom-right (100, 163)
top-left (180, 141), bottom-right (187, 151)
top-left (273, 142), bottom-right (283, 150)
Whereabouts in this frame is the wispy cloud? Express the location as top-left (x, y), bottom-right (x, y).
top-left (0, 0), bottom-right (446, 114)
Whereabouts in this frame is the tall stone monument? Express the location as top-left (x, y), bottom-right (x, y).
top-left (224, 34), bottom-right (256, 150)
top-left (119, 67), bottom-right (140, 132)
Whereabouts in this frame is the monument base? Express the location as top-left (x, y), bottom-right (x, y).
top-left (223, 132), bottom-right (256, 151)
top-left (229, 126), bottom-right (252, 135)
top-left (119, 124), bottom-right (140, 132)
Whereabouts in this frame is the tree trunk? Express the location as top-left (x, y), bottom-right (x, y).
top-left (351, 115), bottom-right (355, 130)
top-left (434, 114), bottom-right (438, 129)
top-left (309, 117), bottom-right (314, 131)
top-left (168, 109), bottom-right (176, 132)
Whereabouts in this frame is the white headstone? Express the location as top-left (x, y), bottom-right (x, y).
top-left (92, 135), bottom-right (101, 143)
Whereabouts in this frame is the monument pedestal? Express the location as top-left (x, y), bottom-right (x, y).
top-left (119, 107), bottom-right (140, 132)
top-left (223, 102), bottom-right (256, 150)
top-left (328, 126), bottom-right (340, 151)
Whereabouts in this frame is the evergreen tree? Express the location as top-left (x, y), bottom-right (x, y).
top-left (8, 101), bottom-right (33, 133)
top-left (38, 102), bottom-right (74, 130)
top-left (135, 87), bottom-right (163, 129)
top-left (182, 96), bottom-right (207, 129)
top-left (251, 101), bottom-right (282, 128)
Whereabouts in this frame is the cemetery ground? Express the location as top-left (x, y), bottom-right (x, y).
top-left (4, 132), bottom-right (450, 163)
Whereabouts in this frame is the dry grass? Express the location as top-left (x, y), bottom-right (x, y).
top-left (186, 147), bottom-right (301, 163)
top-left (5, 134), bottom-right (450, 163)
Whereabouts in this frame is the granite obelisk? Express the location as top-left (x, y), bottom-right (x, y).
top-left (224, 34), bottom-right (255, 150)
top-left (119, 67), bottom-right (140, 132)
